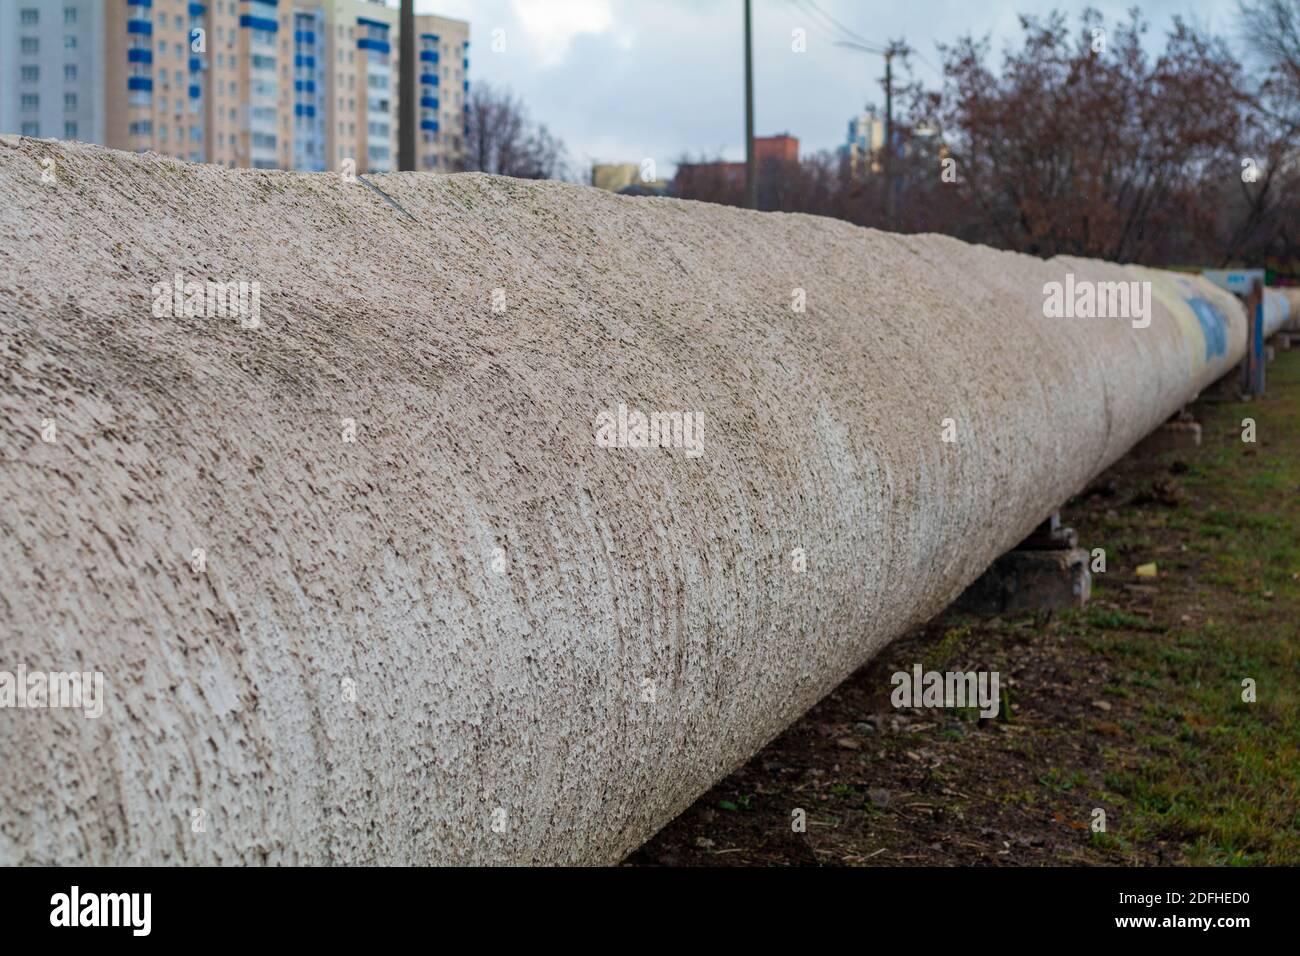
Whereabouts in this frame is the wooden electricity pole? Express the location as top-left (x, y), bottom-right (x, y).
top-left (398, 0), bottom-right (416, 171)
top-left (744, 0), bottom-right (756, 209)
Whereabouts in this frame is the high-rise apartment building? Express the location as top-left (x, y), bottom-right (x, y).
top-left (290, 1), bottom-right (328, 170)
top-left (0, 0), bottom-right (106, 145)
top-left (413, 12), bottom-right (467, 172)
top-left (843, 108), bottom-right (885, 175)
top-left (1, 0), bottom-right (466, 173)
top-left (104, 0), bottom-right (296, 168)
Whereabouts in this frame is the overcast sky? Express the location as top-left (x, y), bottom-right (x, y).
top-left (409, 0), bottom-right (1244, 175)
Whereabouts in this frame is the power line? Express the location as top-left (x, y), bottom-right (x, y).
top-left (802, 0), bottom-right (886, 51)
top-left (786, 0), bottom-right (886, 53)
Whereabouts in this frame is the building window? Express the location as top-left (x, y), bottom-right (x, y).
top-left (64, 64), bottom-right (77, 81)
top-left (21, 37), bottom-right (39, 54)
top-left (64, 7), bottom-right (77, 24)
top-left (21, 65), bottom-right (39, 83)
top-left (22, 122), bottom-right (39, 136)
top-left (20, 8), bottom-right (38, 26)
top-left (21, 94), bottom-right (39, 112)
top-left (65, 121), bottom-right (78, 138)
top-left (64, 35), bottom-right (77, 50)
top-left (64, 93), bottom-right (77, 110)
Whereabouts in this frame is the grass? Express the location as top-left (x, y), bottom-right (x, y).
top-left (1069, 350), bottom-right (1300, 864)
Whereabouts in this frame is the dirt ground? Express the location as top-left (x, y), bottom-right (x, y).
top-left (627, 347), bottom-right (1300, 867)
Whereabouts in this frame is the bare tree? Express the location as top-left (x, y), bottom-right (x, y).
top-left (1239, 0), bottom-right (1300, 132)
top-left (459, 83), bottom-right (571, 180)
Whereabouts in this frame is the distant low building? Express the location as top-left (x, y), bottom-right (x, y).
top-left (673, 133), bottom-right (799, 197)
top-left (592, 162), bottom-right (666, 193)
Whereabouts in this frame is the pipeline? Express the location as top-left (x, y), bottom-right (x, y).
top-left (0, 139), bottom-right (1272, 864)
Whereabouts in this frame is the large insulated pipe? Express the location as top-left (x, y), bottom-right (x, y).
top-left (1269, 288), bottom-right (1298, 332)
top-left (0, 140), bottom-right (1254, 864)
top-left (1263, 288), bottom-right (1291, 335)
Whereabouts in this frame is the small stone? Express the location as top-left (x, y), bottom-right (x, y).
top-left (868, 788), bottom-right (891, 808)
top-left (694, 836), bottom-right (715, 850)
top-left (835, 737), bottom-right (861, 750)
top-left (0, 134), bottom-right (21, 149)
top-left (1091, 699), bottom-right (1112, 711)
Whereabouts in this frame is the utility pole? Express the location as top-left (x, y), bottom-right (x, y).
top-left (836, 39), bottom-right (909, 230)
top-left (398, 0), bottom-right (416, 171)
top-left (744, 0), bottom-right (757, 209)
top-left (883, 47), bottom-right (893, 228)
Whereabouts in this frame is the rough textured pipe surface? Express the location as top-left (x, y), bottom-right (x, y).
top-left (0, 140), bottom-right (1253, 864)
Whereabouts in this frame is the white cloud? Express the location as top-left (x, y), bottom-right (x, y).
top-left (512, 0), bottom-right (616, 67)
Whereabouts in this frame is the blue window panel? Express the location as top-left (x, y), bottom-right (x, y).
top-left (463, 80), bottom-right (469, 91)
top-left (127, 77), bottom-right (154, 91)
top-left (127, 0), bottom-right (153, 7)
top-left (357, 17), bottom-right (389, 30)
top-left (188, 3), bottom-right (205, 15)
top-left (464, 58), bottom-right (469, 68)
top-left (189, 56), bottom-right (201, 71)
top-left (419, 74), bottom-right (437, 85)
top-left (188, 84), bottom-right (201, 99)
top-left (294, 103), bottom-right (304, 117)
top-left (357, 38), bottom-right (390, 53)
top-left (239, 15), bottom-right (279, 32)
top-left (128, 48), bottom-right (154, 63)
top-left (127, 20), bottom-right (153, 36)
top-left (420, 33), bottom-right (439, 42)
top-left (420, 120), bottom-right (439, 132)
top-left (305, 105), bottom-right (316, 118)
top-left (420, 96), bottom-right (439, 109)
top-left (420, 50), bottom-right (439, 63)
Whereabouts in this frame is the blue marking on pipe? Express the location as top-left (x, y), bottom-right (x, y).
top-left (1187, 297), bottom-right (1228, 361)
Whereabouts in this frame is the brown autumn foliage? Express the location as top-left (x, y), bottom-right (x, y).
top-left (673, 5), bottom-right (1299, 275)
